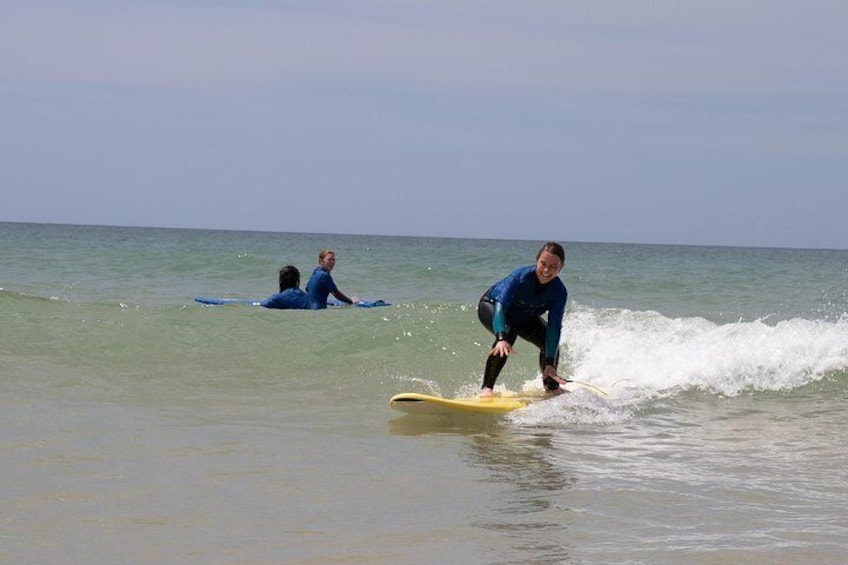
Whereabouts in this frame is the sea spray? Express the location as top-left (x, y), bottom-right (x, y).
top-left (564, 305), bottom-right (848, 399)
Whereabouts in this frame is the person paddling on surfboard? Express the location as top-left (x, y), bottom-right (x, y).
top-left (260, 265), bottom-right (317, 309)
top-left (305, 249), bottom-right (358, 309)
top-left (477, 241), bottom-right (570, 398)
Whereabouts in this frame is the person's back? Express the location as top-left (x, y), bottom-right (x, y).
top-left (487, 265), bottom-right (568, 324)
top-left (261, 288), bottom-right (313, 309)
top-left (305, 266), bottom-right (335, 309)
top-left (262, 265), bottom-right (317, 310)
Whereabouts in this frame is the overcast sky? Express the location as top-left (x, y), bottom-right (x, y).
top-left (2, 0), bottom-right (847, 249)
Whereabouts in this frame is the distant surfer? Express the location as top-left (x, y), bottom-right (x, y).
top-left (477, 241), bottom-right (569, 397)
top-left (261, 265), bottom-right (316, 309)
top-left (305, 249), bottom-right (357, 309)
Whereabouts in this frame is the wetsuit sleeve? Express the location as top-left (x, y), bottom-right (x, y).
top-left (492, 300), bottom-right (507, 338)
top-left (491, 268), bottom-right (524, 314)
top-left (328, 275), bottom-right (339, 294)
top-left (260, 294), bottom-right (283, 309)
top-left (544, 292), bottom-right (567, 363)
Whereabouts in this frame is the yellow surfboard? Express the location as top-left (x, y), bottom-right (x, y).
top-left (389, 392), bottom-right (542, 416)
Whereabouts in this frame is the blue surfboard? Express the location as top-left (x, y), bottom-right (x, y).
top-left (194, 296), bottom-right (390, 308)
top-left (193, 296), bottom-right (263, 306)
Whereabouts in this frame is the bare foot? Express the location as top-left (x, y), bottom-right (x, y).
top-left (479, 387), bottom-right (494, 398)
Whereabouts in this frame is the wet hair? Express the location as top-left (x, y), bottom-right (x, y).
top-left (536, 241), bottom-right (565, 265)
top-left (278, 265), bottom-right (301, 291)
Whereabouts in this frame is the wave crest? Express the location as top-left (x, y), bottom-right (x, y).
top-left (564, 305), bottom-right (848, 398)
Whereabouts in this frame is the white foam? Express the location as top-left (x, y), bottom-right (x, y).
top-left (563, 306), bottom-right (848, 399)
top-left (508, 387), bottom-right (633, 427)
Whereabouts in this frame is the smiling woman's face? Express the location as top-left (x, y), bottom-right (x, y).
top-left (534, 250), bottom-right (563, 284)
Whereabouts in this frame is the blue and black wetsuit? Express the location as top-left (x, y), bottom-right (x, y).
top-left (477, 265), bottom-right (568, 391)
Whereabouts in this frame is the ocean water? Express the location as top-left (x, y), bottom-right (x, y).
top-left (2, 222), bottom-right (847, 564)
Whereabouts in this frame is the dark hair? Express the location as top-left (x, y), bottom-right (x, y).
top-left (536, 241), bottom-right (565, 264)
top-left (278, 265), bottom-right (301, 291)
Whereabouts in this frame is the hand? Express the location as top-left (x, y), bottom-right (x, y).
top-left (490, 340), bottom-right (513, 357)
top-left (543, 365), bottom-right (568, 385)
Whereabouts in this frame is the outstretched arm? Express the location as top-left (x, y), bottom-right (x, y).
top-left (331, 289), bottom-right (355, 305)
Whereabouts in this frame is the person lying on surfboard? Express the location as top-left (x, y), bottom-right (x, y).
top-left (477, 241), bottom-right (569, 398)
top-left (305, 249), bottom-right (358, 309)
top-left (260, 265), bottom-right (317, 309)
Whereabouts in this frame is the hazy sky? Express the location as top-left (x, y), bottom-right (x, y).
top-left (2, 1), bottom-right (847, 248)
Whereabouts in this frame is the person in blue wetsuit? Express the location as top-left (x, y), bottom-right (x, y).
top-left (477, 241), bottom-right (569, 397)
top-left (305, 249), bottom-right (356, 309)
top-left (261, 265), bottom-right (316, 309)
